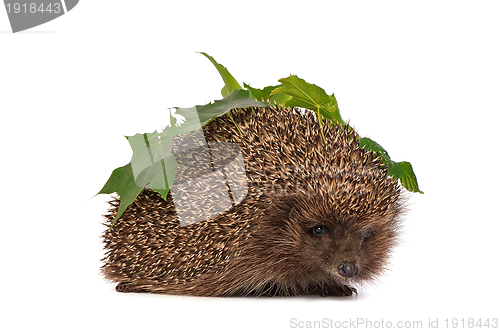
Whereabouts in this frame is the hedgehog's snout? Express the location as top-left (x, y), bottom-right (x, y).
top-left (338, 261), bottom-right (359, 278)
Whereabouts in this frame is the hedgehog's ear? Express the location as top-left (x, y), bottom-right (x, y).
top-left (267, 196), bottom-right (298, 227)
top-left (277, 195), bottom-right (299, 220)
top-left (288, 205), bottom-right (299, 222)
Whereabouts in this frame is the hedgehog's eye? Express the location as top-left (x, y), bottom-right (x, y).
top-left (363, 231), bottom-right (372, 241)
top-left (310, 225), bottom-right (326, 236)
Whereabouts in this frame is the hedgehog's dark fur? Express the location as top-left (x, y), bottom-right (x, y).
top-left (102, 106), bottom-right (406, 296)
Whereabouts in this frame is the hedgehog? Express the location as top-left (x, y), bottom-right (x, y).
top-left (101, 105), bottom-right (406, 297)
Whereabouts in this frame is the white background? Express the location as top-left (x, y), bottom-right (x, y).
top-left (1, 1), bottom-right (499, 331)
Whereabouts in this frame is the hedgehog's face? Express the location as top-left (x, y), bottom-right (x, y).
top-left (306, 224), bottom-right (370, 279)
top-left (299, 219), bottom-right (381, 283)
top-left (280, 193), bottom-right (401, 285)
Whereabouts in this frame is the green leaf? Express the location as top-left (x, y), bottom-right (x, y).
top-left (160, 89), bottom-right (268, 138)
top-left (199, 52), bottom-right (243, 98)
top-left (271, 75), bottom-right (344, 126)
top-left (97, 91), bottom-right (268, 227)
top-left (97, 132), bottom-right (178, 226)
top-left (244, 83), bottom-right (292, 105)
top-left (126, 131), bottom-right (178, 199)
top-left (359, 137), bottom-right (391, 160)
top-left (387, 161), bottom-right (405, 179)
top-left (359, 137), bottom-right (423, 193)
top-left (97, 163), bottom-right (143, 226)
top-left (98, 55), bottom-right (422, 229)
top-left (399, 161), bottom-right (424, 194)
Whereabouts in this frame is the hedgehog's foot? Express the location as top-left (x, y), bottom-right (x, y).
top-left (318, 284), bottom-right (357, 297)
top-left (116, 282), bottom-right (134, 293)
top-left (115, 281), bottom-right (149, 293)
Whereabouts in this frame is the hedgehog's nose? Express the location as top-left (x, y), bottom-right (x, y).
top-left (338, 261), bottom-right (359, 278)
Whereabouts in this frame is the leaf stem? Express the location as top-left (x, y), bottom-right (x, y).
top-left (143, 133), bottom-right (155, 167)
top-left (317, 109), bottom-right (326, 142)
top-left (227, 111), bottom-right (243, 135)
